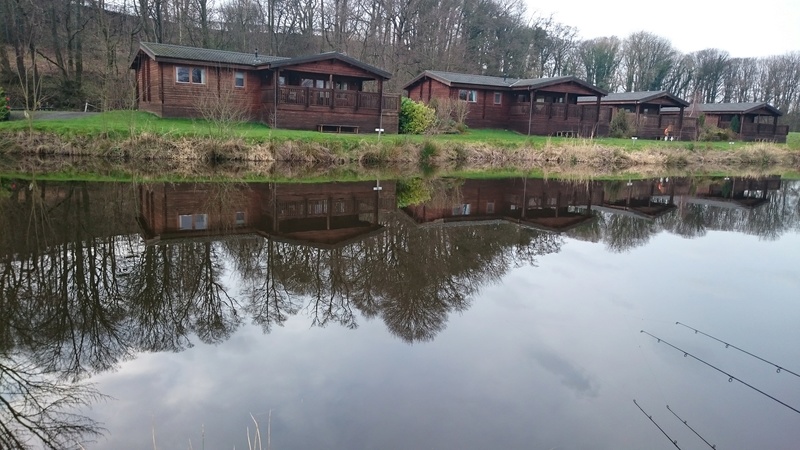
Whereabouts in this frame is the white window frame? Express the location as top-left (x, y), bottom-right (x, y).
top-left (234, 71), bottom-right (245, 88)
top-left (176, 66), bottom-right (206, 85)
top-left (235, 211), bottom-right (246, 225)
top-left (493, 92), bottom-right (502, 105)
top-left (458, 89), bottom-right (477, 103)
top-left (177, 213), bottom-right (208, 230)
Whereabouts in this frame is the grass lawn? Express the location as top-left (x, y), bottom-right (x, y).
top-left (2, 110), bottom-right (796, 151)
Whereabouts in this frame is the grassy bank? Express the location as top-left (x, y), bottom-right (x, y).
top-left (1, 111), bottom-right (799, 175)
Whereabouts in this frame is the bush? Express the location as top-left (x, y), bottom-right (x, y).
top-left (698, 125), bottom-right (733, 142)
top-left (399, 97), bottom-right (435, 134)
top-left (609, 111), bottom-right (632, 138)
top-left (0, 87), bottom-right (9, 121)
top-left (397, 178), bottom-right (432, 207)
top-left (429, 97), bottom-right (470, 133)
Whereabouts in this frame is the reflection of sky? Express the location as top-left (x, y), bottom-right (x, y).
top-left (90, 229), bottom-right (800, 449)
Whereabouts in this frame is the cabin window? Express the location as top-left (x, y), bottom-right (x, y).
top-left (178, 214), bottom-right (193, 230)
top-left (301, 78), bottom-right (314, 87)
top-left (452, 204), bottom-right (471, 215)
top-left (178, 213), bottom-right (208, 230)
top-left (234, 71), bottom-right (245, 88)
top-left (458, 89), bottom-right (477, 102)
top-left (486, 202), bottom-right (495, 213)
top-left (235, 211), bottom-right (246, 225)
top-left (278, 76), bottom-right (286, 86)
top-left (335, 81), bottom-right (348, 90)
top-left (176, 66), bottom-right (205, 84)
top-left (493, 92), bottom-right (502, 105)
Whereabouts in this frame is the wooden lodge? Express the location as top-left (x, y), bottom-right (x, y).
top-left (130, 42), bottom-right (400, 133)
top-left (577, 91), bottom-right (694, 140)
top-left (403, 71), bottom-right (609, 137)
top-left (138, 181), bottom-right (397, 248)
top-left (662, 102), bottom-right (788, 143)
top-left (701, 103), bottom-right (788, 143)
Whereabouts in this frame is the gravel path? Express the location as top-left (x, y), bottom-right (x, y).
top-left (7, 110), bottom-right (99, 121)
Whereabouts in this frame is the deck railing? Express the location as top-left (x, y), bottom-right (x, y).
top-left (509, 103), bottom-right (601, 121)
top-left (266, 87), bottom-right (399, 112)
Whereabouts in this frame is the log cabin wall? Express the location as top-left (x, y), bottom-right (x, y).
top-left (158, 62), bottom-right (261, 120)
top-left (137, 57), bottom-right (164, 116)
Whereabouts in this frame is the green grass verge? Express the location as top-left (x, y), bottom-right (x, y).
top-left (2, 110), bottom-right (795, 151)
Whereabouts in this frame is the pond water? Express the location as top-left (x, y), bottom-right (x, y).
top-left (1, 175), bottom-right (799, 449)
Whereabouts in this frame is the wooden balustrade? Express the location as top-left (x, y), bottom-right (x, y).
top-left (266, 87), bottom-right (399, 112)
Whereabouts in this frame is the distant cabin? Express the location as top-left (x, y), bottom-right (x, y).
top-left (403, 70), bottom-right (609, 137)
top-left (577, 91), bottom-right (691, 140)
top-left (129, 42), bottom-right (400, 133)
top-left (662, 102), bottom-right (788, 143)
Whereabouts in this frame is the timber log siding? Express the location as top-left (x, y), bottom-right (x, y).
top-left (131, 42), bottom-right (400, 133)
top-left (404, 71), bottom-right (609, 137)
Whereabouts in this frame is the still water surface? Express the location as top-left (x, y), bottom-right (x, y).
top-left (1, 175), bottom-right (799, 449)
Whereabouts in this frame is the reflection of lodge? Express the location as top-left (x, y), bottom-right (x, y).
top-left (138, 181), bottom-right (397, 247)
top-left (590, 178), bottom-right (690, 220)
top-left (679, 176), bottom-right (781, 210)
top-left (402, 178), bottom-right (600, 233)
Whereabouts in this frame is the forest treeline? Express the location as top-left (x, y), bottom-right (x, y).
top-left (1, 0), bottom-right (799, 129)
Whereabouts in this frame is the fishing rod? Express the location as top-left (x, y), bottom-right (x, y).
top-left (676, 322), bottom-right (800, 378)
top-left (666, 405), bottom-right (717, 449)
top-left (633, 400), bottom-right (683, 449)
top-left (641, 330), bottom-right (800, 415)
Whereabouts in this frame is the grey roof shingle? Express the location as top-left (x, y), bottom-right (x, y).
top-left (423, 70), bottom-right (519, 87)
top-left (577, 91), bottom-right (689, 107)
top-left (140, 42), bottom-right (288, 66)
top-left (404, 71), bottom-right (605, 94)
top-left (697, 102), bottom-right (782, 115)
top-left (136, 42), bottom-right (392, 79)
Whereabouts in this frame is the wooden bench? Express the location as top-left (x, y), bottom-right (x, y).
top-left (317, 124), bottom-right (359, 134)
top-left (555, 130), bottom-right (576, 138)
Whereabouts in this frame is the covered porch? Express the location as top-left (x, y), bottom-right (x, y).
top-left (260, 53), bottom-right (400, 133)
top-left (506, 76), bottom-right (609, 137)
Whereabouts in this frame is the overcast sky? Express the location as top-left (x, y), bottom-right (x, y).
top-left (528, 0), bottom-right (800, 58)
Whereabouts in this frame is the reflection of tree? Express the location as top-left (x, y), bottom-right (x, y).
top-left (0, 354), bottom-right (105, 449)
top-left (228, 238), bottom-right (301, 334)
top-left (603, 214), bottom-right (657, 253)
top-left (1, 179), bottom-right (798, 392)
top-left (659, 204), bottom-right (707, 238)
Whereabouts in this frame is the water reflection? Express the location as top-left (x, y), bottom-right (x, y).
top-left (0, 175), bottom-right (798, 448)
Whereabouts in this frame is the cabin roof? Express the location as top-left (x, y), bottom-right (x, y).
top-left (661, 102), bottom-right (782, 116)
top-left (137, 42), bottom-right (288, 67)
top-left (403, 70), bottom-right (606, 95)
top-left (577, 91), bottom-right (689, 107)
top-left (131, 43), bottom-right (392, 79)
top-left (268, 51), bottom-right (392, 79)
top-left (697, 102), bottom-right (782, 116)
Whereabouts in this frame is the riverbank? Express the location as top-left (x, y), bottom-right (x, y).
top-left (1, 111), bottom-right (799, 176)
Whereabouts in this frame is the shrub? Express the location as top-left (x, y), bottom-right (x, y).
top-left (0, 87), bottom-right (9, 121)
top-left (698, 125), bottom-right (733, 142)
top-left (609, 111), bottom-right (632, 138)
top-left (399, 97), bottom-right (435, 134)
top-left (397, 178), bottom-right (432, 207)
